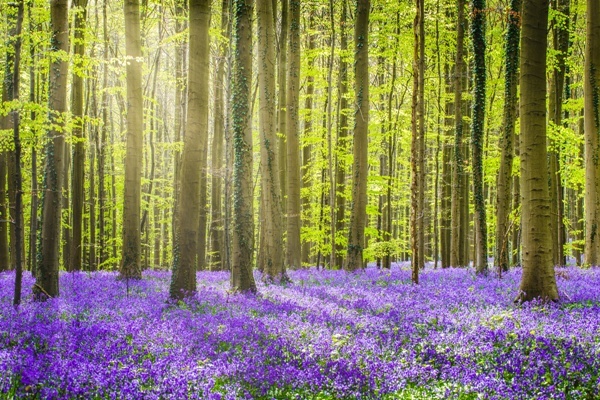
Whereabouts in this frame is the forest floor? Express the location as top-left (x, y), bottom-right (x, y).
top-left (0, 265), bottom-right (599, 399)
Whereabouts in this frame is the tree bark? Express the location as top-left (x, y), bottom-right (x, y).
top-left (277, 0), bottom-right (288, 224)
top-left (548, 0), bottom-right (569, 267)
top-left (36, 0), bottom-right (69, 299)
top-left (301, 20), bottom-right (315, 265)
top-left (10, 0), bottom-right (25, 306)
top-left (170, 0), bottom-right (211, 299)
top-left (411, 0), bottom-right (425, 282)
top-left (285, 0), bottom-right (302, 270)
top-left (231, 0), bottom-right (257, 292)
top-left (210, 0), bottom-right (230, 271)
top-left (450, 0), bottom-right (467, 268)
top-left (517, 0), bottom-right (559, 302)
top-left (471, 0), bottom-right (487, 274)
top-left (257, 0), bottom-right (285, 280)
top-left (120, 0), bottom-right (144, 279)
top-left (495, 0), bottom-right (521, 274)
top-left (70, 0), bottom-right (89, 272)
top-left (344, 0), bottom-right (369, 272)
top-left (334, 3), bottom-right (349, 269)
top-left (584, 0), bottom-right (600, 266)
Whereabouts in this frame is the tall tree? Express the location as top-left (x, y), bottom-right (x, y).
top-left (285, 0), bottom-right (302, 270)
top-left (170, 0), bottom-right (211, 299)
top-left (10, 0), bottom-right (24, 306)
top-left (344, 0), bottom-right (369, 272)
top-left (584, 0), bottom-right (600, 266)
top-left (120, 0), bottom-right (144, 279)
top-left (231, 0), bottom-right (257, 292)
top-left (301, 17), bottom-right (315, 265)
top-left (36, 0), bottom-right (70, 299)
top-left (517, 0), bottom-right (558, 301)
top-left (0, 3), bottom-right (21, 273)
top-left (548, 0), bottom-right (569, 267)
top-left (495, 0), bottom-right (521, 274)
top-left (334, 0), bottom-right (348, 269)
top-left (471, 0), bottom-right (487, 274)
top-left (450, 0), bottom-right (467, 267)
top-left (277, 0), bottom-right (288, 221)
top-left (210, 0), bottom-right (230, 270)
top-left (411, 0), bottom-right (425, 283)
top-left (257, 0), bottom-right (285, 280)
top-left (70, 0), bottom-right (89, 272)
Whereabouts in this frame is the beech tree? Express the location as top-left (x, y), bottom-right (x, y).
top-left (170, 0), bottom-right (211, 299)
top-left (9, 0), bottom-right (24, 306)
top-left (471, 0), bottom-right (487, 274)
top-left (584, 0), bottom-right (600, 266)
top-left (517, 0), bottom-right (559, 302)
top-left (231, 0), bottom-right (257, 293)
top-left (286, 0), bottom-right (302, 270)
top-left (36, 0), bottom-right (69, 298)
top-left (345, 0), bottom-right (369, 272)
top-left (70, 0), bottom-right (88, 272)
top-left (120, 0), bottom-right (144, 279)
top-left (410, 0), bottom-right (425, 283)
top-left (495, 0), bottom-right (521, 274)
top-left (450, 0), bottom-right (468, 268)
top-left (257, 0), bottom-right (285, 280)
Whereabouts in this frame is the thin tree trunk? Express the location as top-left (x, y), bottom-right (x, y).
top-left (471, 0), bottom-right (487, 274)
top-left (99, 0), bottom-right (109, 268)
top-left (411, 0), bottom-right (425, 282)
top-left (584, 0), bottom-right (600, 266)
top-left (36, 0), bottom-right (69, 299)
top-left (10, 0), bottom-right (25, 306)
top-left (257, 0), bottom-right (285, 280)
top-left (495, 0), bottom-right (521, 275)
top-left (301, 21), bottom-right (315, 265)
top-left (89, 81), bottom-right (98, 271)
top-left (450, 0), bottom-right (466, 268)
top-left (277, 0), bottom-right (288, 224)
top-left (285, 0), bottom-right (302, 270)
top-left (344, 0), bottom-right (370, 272)
top-left (210, 0), bottom-right (230, 271)
top-left (549, 0), bottom-right (569, 267)
top-left (70, 0), bottom-right (89, 272)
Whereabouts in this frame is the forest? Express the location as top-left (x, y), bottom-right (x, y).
top-left (1, 0), bottom-right (600, 398)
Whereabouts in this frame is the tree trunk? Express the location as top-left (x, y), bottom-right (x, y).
top-left (411, 0), bottom-right (425, 282)
top-left (277, 0), bottom-right (288, 225)
top-left (517, 0), bottom-right (559, 302)
top-left (231, 0), bottom-right (257, 292)
top-left (172, 0), bottom-right (186, 254)
top-left (548, 0), bottom-right (569, 267)
top-left (471, 0), bottom-right (487, 274)
top-left (36, 0), bottom-right (69, 299)
top-left (584, 0), bottom-right (600, 266)
top-left (344, 0), bottom-right (369, 272)
top-left (120, 0), bottom-right (144, 279)
top-left (10, 0), bottom-right (25, 305)
top-left (285, 0), bottom-right (302, 270)
top-left (210, 0), bottom-right (230, 271)
top-left (98, 0), bottom-right (109, 268)
top-left (450, 0), bottom-right (467, 268)
top-left (257, 0), bottom-right (285, 280)
top-left (301, 21), bottom-right (315, 266)
top-left (70, 0), bottom-right (88, 272)
top-left (495, 0), bottom-right (521, 274)
top-left (170, 0), bottom-right (211, 299)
